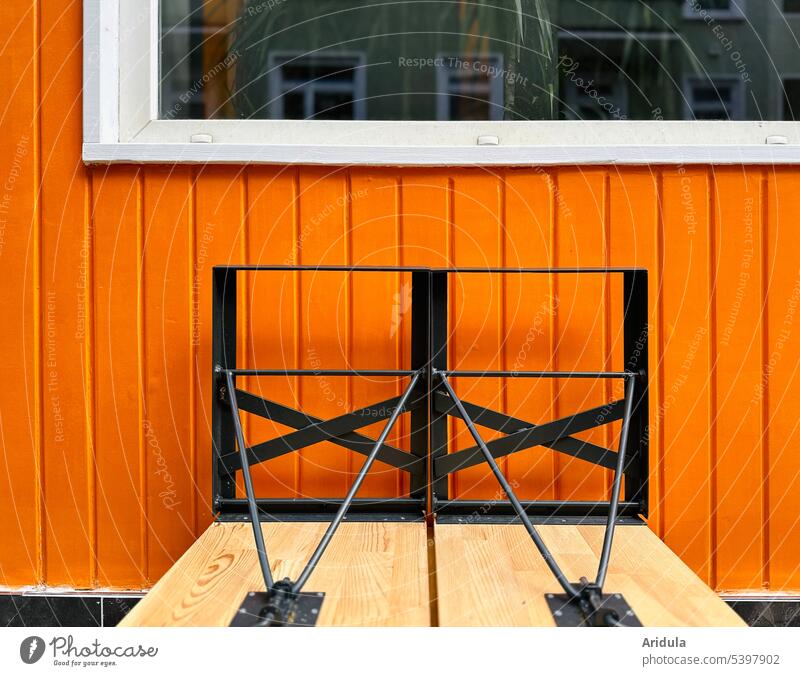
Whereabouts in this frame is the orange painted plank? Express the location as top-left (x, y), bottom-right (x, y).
top-left (660, 168), bottom-right (713, 584)
top-left (765, 168), bottom-right (800, 591)
top-left (711, 168), bottom-right (765, 591)
top-left (349, 170), bottom-right (407, 497)
top-left (450, 170), bottom-right (505, 500)
top-left (194, 167), bottom-right (246, 527)
top-left (39, 0), bottom-right (92, 586)
top-left (504, 169), bottom-right (557, 500)
top-left (398, 171), bottom-right (451, 269)
top-left (142, 167), bottom-right (197, 580)
top-left (92, 168), bottom-right (145, 588)
top-left (0, 0), bottom-right (40, 586)
top-left (296, 168), bottom-right (351, 498)
top-left (607, 168), bottom-right (661, 531)
top-left (551, 169), bottom-right (609, 502)
top-left (244, 166), bottom-right (299, 498)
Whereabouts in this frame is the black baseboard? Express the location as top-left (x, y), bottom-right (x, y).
top-left (0, 594), bottom-right (142, 627)
top-left (2, 592), bottom-right (798, 627)
top-left (726, 598), bottom-right (800, 627)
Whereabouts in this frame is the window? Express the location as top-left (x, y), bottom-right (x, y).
top-left (267, 53), bottom-right (366, 121)
top-left (785, 0), bottom-right (800, 14)
top-left (683, 0), bottom-right (746, 20)
top-left (83, 0), bottom-right (800, 165)
top-left (782, 79), bottom-right (800, 120)
top-left (436, 55), bottom-right (504, 121)
top-left (684, 77), bottom-right (744, 120)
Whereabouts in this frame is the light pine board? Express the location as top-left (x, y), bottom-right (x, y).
top-left (434, 524), bottom-right (746, 627)
top-left (121, 521), bottom-right (430, 627)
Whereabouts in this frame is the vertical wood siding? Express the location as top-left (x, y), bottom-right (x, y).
top-left (1, 2), bottom-right (799, 593)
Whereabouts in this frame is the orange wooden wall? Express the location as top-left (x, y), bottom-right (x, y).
top-left (2, 1), bottom-right (800, 594)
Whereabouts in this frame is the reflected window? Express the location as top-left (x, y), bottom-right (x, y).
top-left (436, 55), bottom-right (504, 121)
top-left (159, 0), bottom-right (793, 123)
top-left (684, 77), bottom-right (743, 120)
top-left (268, 53), bottom-right (366, 120)
top-left (783, 79), bottom-right (800, 120)
top-left (683, 0), bottom-right (745, 19)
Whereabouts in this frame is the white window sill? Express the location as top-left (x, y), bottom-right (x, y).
top-left (83, 142), bottom-right (800, 166)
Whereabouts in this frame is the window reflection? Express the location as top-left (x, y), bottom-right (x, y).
top-left (159, 1), bottom-right (800, 122)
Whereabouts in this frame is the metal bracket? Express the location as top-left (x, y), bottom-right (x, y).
top-left (230, 580), bottom-right (325, 627)
top-left (546, 578), bottom-right (641, 627)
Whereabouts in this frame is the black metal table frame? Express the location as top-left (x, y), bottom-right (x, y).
top-left (212, 265), bottom-right (649, 626)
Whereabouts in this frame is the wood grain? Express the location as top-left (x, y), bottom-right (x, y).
top-left (434, 523), bottom-right (746, 627)
top-left (120, 521), bottom-right (429, 627)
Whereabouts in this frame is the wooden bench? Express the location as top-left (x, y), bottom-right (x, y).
top-left (434, 523), bottom-right (744, 626)
top-left (122, 520), bottom-right (742, 627)
top-left (121, 521), bottom-right (430, 627)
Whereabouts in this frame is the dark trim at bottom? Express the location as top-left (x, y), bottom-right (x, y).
top-left (435, 514), bottom-right (645, 525)
top-left (215, 497), bottom-right (425, 522)
top-left (3, 592), bottom-right (798, 627)
top-left (726, 598), bottom-right (800, 627)
top-left (0, 593), bottom-right (143, 627)
top-left (433, 499), bottom-right (645, 522)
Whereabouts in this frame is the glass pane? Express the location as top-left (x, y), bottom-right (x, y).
top-left (694, 0), bottom-right (734, 11)
top-left (783, 79), bottom-right (800, 120)
top-left (159, 1), bottom-right (795, 122)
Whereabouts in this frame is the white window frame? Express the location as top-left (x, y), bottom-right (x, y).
top-left (83, 0), bottom-right (800, 166)
top-left (682, 0), bottom-right (746, 20)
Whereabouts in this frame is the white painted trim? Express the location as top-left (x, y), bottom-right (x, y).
top-left (129, 119), bottom-right (800, 146)
top-left (82, 142), bottom-right (800, 166)
top-left (83, 0), bottom-right (119, 143)
top-left (118, 0), bottom-right (156, 142)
